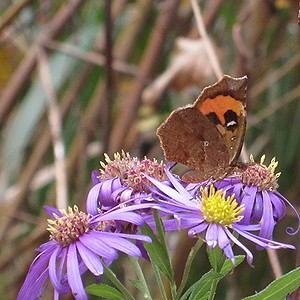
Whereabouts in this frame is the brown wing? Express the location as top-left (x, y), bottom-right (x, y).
top-left (194, 75), bottom-right (247, 164)
top-left (156, 106), bottom-right (230, 172)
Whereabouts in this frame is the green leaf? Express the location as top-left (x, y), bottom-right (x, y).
top-left (180, 255), bottom-right (244, 300)
top-left (130, 279), bottom-right (144, 293)
top-left (86, 283), bottom-right (124, 300)
top-left (176, 239), bottom-right (204, 300)
top-left (141, 223), bottom-right (173, 282)
top-left (242, 266), bottom-right (300, 300)
top-left (220, 255), bottom-right (245, 275)
top-left (207, 246), bottom-right (223, 271)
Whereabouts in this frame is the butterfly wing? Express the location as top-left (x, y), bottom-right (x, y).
top-left (157, 106), bottom-right (229, 172)
top-left (194, 75), bottom-right (247, 164)
top-left (156, 75), bottom-right (247, 182)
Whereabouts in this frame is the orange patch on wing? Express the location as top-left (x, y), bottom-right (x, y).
top-left (197, 95), bottom-right (244, 125)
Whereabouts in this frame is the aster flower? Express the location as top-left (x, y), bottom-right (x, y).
top-left (18, 205), bottom-right (151, 300)
top-left (214, 155), bottom-right (300, 242)
top-left (146, 170), bottom-right (294, 265)
top-left (87, 151), bottom-right (167, 214)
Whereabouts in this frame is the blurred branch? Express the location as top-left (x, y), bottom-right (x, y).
top-left (191, 0), bottom-right (223, 80)
top-left (249, 53), bottom-right (300, 99)
top-left (267, 249), bottom-right (282, 278)
top-left (37, 47), bottom-right (68, 209)
top-left (108, 0), bottom-right (180, 153)
top-left (67, 0), bottom-right (153, 177)
top-left (0, 0), bottom-right (85, 127)
top-left (103, 0), bottom-right (114, 152)
top-left (0, 0), bottom-right (30, 32)
top-left (44, 39), bottom-right (137, 75)
top-left (248, 83), bottom-right (300, 127)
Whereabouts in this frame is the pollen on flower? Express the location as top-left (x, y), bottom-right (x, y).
top-left (239, 154), bottom-right (280, 191)
top-left (98, 150), bottom-right (167, 192)
top-left (47, 206), bottom-right (90, 247)
top-left (200, 185), bottom-right (244, 227)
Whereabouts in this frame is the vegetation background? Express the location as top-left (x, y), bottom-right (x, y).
top-left (0, 0), bottom-right (300, 299)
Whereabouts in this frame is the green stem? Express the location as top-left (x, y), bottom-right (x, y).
top-left (152, 259), bottom-right (168, 300)
top-left (129, 256), bottom-right (153, 300)
top-left (208, 278), bottom-right (219, 300)
top-left (153, 211), bottom-right (177, 298)
top-left (103, 262), bottom-right (135, 300)
top-left (176, 239), bottom-right (204, 300)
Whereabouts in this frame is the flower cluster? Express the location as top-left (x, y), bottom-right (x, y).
top-left (145, 155), bottom-right (298, 265)
top-left (17, 151), bottom-right (160, 300)
top-left (87, 151), bottom-right (167, 214)
top-left (18, 151), bottom-right (298, 299)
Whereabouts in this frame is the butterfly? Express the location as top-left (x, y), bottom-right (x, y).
top-left (156, 75), bottom-right (247, 182)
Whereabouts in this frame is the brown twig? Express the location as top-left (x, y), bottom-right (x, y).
top-left (191, 0), bottom-right (223, 80)
top-left (37, 47), bottom-right (68, 209)
top-left (0, 0), bottom-right (30, 32)
top-left (103, 0), bottom-right (114, 152)
top-left (0, 0), bottom-right (85, 127)
top-left (108, 0), bottom-right (180, 153)
top-left (43, 39), bottom-right (137, 75)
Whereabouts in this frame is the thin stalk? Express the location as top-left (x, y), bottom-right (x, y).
top-left (152, 259), bottom-right (168, 300)
top-left (153, 211), bottom-right (177, 298)
top-left (129, 256), bottom-right (153, 300)
top-left (103, 262), bottom-right (135, 300)
top-left (176, 239), bottom-right (204, 300)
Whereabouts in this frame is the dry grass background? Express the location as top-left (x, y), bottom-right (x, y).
top-left (0, 0), bottom-right (300, 299)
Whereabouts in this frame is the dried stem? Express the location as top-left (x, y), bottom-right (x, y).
top-left (37, 48), bottom-right (68, 209)
top-left (191, 0), bottom-right (223, 80)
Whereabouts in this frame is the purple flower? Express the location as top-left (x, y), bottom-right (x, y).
top-left (214, 155), bottom-right (300, 242)
top-left (18, 205), bottom-right (151, 300)
top-left (87, 151), bottom-right (167, 214)
top-left (146, 170), bottom-right (295, 265)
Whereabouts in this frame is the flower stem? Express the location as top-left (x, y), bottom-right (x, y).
top-left (176, 238), bottom-right (204, 300)
top-left (129, 256), bottom-right (153, 300)
top-left (152, 259), bottom-right (169, 300)
top-left (103, 262), bottom-right (135, 300)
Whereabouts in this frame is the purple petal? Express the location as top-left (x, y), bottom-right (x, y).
top-left (91, 170), bottom-right (100, 185)
top-left (222, 243), bottom-right (235, 265)
top-left (17, 249), bottom-right (52, 300)
top-left (225, 228), bottom-right (254, 265)
top-left (234, 226), bottom-right (295, 250)
top-left (76, 241), bottom-right (104, 276)
top-left (79, 231), bottom-right (118, 261)
top-left (116, 188), bottom-right (134, 203)
top-left (35, 240), bottom-right (57, 254)
top-left (205, 223), bottom-right (218, 248)
top-left (49, 246), bottom-right (69, 294)
top-left (269, 192), bottom-right (286, 221)
top-left (100, 234), bottom-right (142, 257)
top-left (216, 226), bottom-right (231, 250)
top-left (165, 169), bottom-right (193, 199)
top-left (109, 232), bottom-right (152, 243)
top-left (274, 191), bottom-right (300, 235)
top-left (99, 178), bottom-right (123, 209)
top-left (239, 186), bottom-right (256, 224)
top-left (99, 211), bottom-right (145, 225)
top-left (259, 190), bottom-right (275, 241)
top-left (188, 222), bottom-right (208, 237)
top-left (44, 206), bottom-right (62, 218)
top-left (67, 243), bottom-right (87, 300)
top-left (145, 174), bottom-right (192, 206)
top-left (86, 184), bottom-right (102, 215)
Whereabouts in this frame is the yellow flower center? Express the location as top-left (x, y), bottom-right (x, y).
top-left (47, 206), bottom-right (90, 247)
top-left (200, 185), bottom-right (244, 227)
